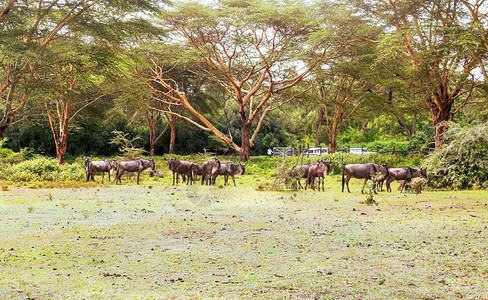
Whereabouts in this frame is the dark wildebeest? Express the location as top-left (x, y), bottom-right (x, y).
top-left (212, 162), bottom-right (245, 186)
top-left (286, 163), bottom-right (317, 189)
top-left (115, 158), bottom-right (155, 185)
top-left (342, 163), bottom-right (388, 194)
top-left (191, 163), bottom-right (204, 182)
top-left (82, 156), bottom-right (92, 180)
top-left (149, 170), bottom-right (164, 178)
top-left (165, 158), bottom-right (183, 185)
top-left (305, 161), bottom-right (332, 191)
top-left (87, 159), bottom-right (117, 184)
top-left (386, 167), bottom-right (427, 193)
top-left (201, 158), bottom-right (220, 185)
top-left (165, 158), bottom-right (194, 185)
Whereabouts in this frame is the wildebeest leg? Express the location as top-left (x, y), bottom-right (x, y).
top-left (116, 169), bottom-right (125, 184)
top-left (232, 175), bottom-right (236, 186)
top-left (320, 176), bottom-right (324, 192)
top-left (137, 171), bottom-right (141, 184)
top-left (345, 174), bottom-right (352, 193)
top-left (101, 172), bottom-right (104, 184)
top-left (305, 175), bottom-right (314, 190)
top-left (386, 177), bottom-right (394, 193)
top-left (400, 180), bottom-right (408, 193)
top-left (361, 178), bottom-right (368, 194)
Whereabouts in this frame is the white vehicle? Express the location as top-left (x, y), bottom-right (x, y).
top-left (304, 147), bottom-right (329, 157)
top-left (349, 148), bottom-right (375, 155)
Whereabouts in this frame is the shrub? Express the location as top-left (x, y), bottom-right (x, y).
top-left (0, 157), bottom-right (85, 182)
top-left (425, 122), bottom-right (488, 189)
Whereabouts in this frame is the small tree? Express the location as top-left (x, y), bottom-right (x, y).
top-left (110, 130), bottom-right (146, 161)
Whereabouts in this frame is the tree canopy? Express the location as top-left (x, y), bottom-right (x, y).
top-left (1, 0), bottom-right (487, 161)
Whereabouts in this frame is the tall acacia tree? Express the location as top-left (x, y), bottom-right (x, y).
top-left (0, 0), bottom-right (161, 141)
top-left (353, 0), bottom-right (488, 149)
top-left (154, 0), bottom-right (342, 160)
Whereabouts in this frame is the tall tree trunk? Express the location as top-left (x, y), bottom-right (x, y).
top-left (169, 122), bottom-right (176, 154)
top-left (315, 107), bottom-right (324, 147)
top-left (55, 137), bottom-right (67, 164)
top-left (328, 140), bottom-right (337, 154)
top-left (241, 122), bottom-right (251, 161)
top-left (427, 92), bottom-right (454, 149)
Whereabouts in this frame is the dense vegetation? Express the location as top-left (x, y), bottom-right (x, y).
top-left (1, 0), bottom-right (488, 186)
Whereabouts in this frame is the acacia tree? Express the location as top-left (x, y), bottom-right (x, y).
top-left (315, 75), bottom-right (372, 153)
top-left (0, 0), bottom-right (161, 141)
top-left (353, 0), bottom-right (488, 149)
top-left (41, 47), bottom-right (107, 164)
top-left (154, 0), bottom-right (343, 160)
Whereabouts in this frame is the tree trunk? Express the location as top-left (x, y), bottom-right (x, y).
top-left (56, 139), bottom-right (67, 164)
top-left (169, 122), bottom-right (176, 154)
top-left (434, 123), bottom-right (448, 149)
top-left (0, 126), bottom-right (7, 140)
top-left (315, 107), bottom-right (324, 147)
top-left (241, 122), bottom-right (251, 161)
top-left (427, 93), bottom-right (454, 149)
top-left (328, 140), bottom-right (337, 154)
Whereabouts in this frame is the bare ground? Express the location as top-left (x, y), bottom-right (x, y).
top-left (0, 175), bottom-right (487, 299)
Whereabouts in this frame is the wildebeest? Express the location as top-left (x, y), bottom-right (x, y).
top-left (165, 158), bottom-right (193, 185)
top-left (342, 163), bottom-right (388, 194)
top-left (386, 167), bottom-right (427, 193)
top-left (201, 158), bottom-right (220, 185)
top-left (212, 162), bottom-right (245, 186)
top-left (149, 170), bottom-right (165, 178)
top-left (286, 163), bottom-right (316, 189)
top-left (87, 159), bottom-right (117, 184)
top-left (191, 163), bottom-right (204, 182)
top-left (305, 160), bottom-right (332, 191)
top-left (82, 156), bottom-right (92, 179)
top-left (115, 158), bottom-right (155, 185)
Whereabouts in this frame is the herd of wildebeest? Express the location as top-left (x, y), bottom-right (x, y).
top-left (82, 156), bottom-right (427, 193)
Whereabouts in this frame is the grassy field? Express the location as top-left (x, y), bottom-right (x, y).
top-left (0, 173), bottom-right (487, 299)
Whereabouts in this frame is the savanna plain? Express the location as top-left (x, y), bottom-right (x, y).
top-left (1, 173), bottom-right (487, 299)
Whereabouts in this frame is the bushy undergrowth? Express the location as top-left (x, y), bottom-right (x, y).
top-left (0, 157), bottom-right (85, 182)
top-left (425, 122), bottom-right (488, 190)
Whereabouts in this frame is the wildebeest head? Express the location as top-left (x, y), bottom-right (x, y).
top-left (322, 161), bottom-right (332, 174)
top-left (210, 158), bottom-right (220, 174)
top-left (239, 164), bottom-right (245, 175)
top-left (83, 156), bottom-right (92, 170)
top-left (148, 158), bottom-right (156, 171)
top-left (419, 167), bottom-right (427, 178)
top-left (166, 158), bottom-right (179, 172)
top-left (378, 163), bottom-right (388, 175)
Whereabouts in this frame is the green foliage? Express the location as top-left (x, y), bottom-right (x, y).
top-left (0, 157), bottom-right (84, 182)
top-left (110, 130), bottom-right (147, 160)
top-left (425, 122), bottom-right (488, 189)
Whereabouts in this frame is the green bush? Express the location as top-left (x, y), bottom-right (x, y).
top-left (0, 157), bottom-right (85, 182)
top-left (425, 122), bottom-right (488, 189)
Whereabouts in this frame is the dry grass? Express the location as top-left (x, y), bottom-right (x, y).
top-left (0, 175), bottom-right (487, 299)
